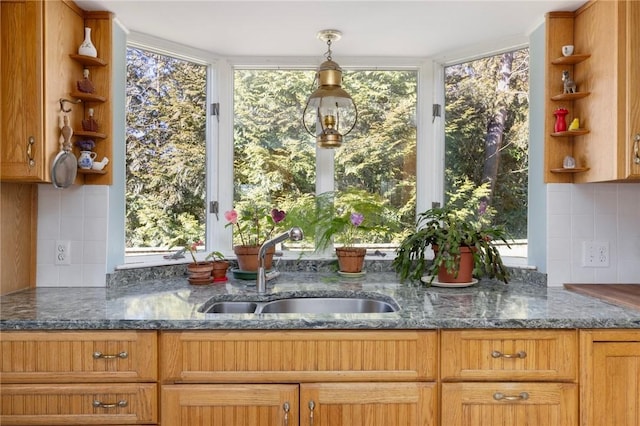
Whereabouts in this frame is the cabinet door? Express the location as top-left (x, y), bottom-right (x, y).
top-left (0, 383), bottom-right (157, 425)
top-left (299, 382), bottom-right (436, 426)
top-left (442, 382), bottom-right (578, 426)
top-left (161, 384), bottom-right (299, 426)
top-left (0, 0), bottom-right (44, 181)
top-left (626, 0), bottom-right (640, 176)
top-left (581, 330), bottom-right (640, 426)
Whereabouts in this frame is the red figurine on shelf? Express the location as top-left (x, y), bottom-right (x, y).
top-left (554, 108), bottom-right (569, 132)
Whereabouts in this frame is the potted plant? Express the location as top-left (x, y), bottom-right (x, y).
top-left (313, 189), bottom-right (395, 274)
top-left (184, 240), bottom-right (214, 285)
top-left (392, 206), bottom-right (510, 284)
top-left (206, 250), bottom-right (229, 282)
top-left (224, 206), bottom-right (287, 272)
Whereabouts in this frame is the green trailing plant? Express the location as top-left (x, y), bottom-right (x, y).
top-left (311, 189), bottom-right (396, 251)
top-left (392, 206), bottom-right (510, 284)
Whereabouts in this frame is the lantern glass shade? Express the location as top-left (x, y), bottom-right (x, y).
top-left (303, 61), bottom-right (357, 148)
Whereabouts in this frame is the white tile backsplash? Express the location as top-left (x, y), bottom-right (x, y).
top-left (37, 184), bottom-right (109, 287)
top-left (546, 183), bottom-right (640, 286)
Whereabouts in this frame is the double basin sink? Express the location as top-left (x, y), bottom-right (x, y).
top-left (199, 292), bottom-right (400, 315)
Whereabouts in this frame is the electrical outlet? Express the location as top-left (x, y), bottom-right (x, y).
top-left (55, 240), bottom-right (71, 265)
top-left (582, 241), bottom-right (609, 267)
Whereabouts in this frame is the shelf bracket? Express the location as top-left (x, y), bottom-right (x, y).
top-left (59, 98), bottom-right (82, 113)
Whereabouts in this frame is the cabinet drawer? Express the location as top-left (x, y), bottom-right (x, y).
top-left (0, 331), bottom-right (157, 383)
top-left (0, 383), bottom-right (157, 425)
top-left (441, 330), bottom-right (577, 381)
top-left (441, 382), bottom-right (578, 426)
top-left (160, 330), bottom-right (437, 383)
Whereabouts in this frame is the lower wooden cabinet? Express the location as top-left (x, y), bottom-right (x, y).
top-left (0, 383), bottom-right (157, 425)
top-left (441, 382), bottom-right (578, 426)
top-left (161, 382), bottom-right (437, 426)
top-left (580, 330), bottom-right (640, 426)
top-left (162, 384), bottom-right (298, 426)
top-left (0, 330), bottom-right (158, 425)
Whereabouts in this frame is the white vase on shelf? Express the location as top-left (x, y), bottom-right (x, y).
top-left (78, 27), bottom-right (97, 57)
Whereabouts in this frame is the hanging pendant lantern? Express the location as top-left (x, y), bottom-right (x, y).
top-left (303, 30), bottom-right (357, 149)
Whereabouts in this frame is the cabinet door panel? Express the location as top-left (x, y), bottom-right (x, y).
top-left (442, 382), bottom-right (578, 426)
top-left (300, 382), bottom-right (436, 426)
top-left (161, 384), bottom-right (299, 426)
top-left (0, 383), bottom-right (157, 425)
top-left (581, 337), bottom-right (640, 426)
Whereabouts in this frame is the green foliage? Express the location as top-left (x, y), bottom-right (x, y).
top-left (444, 49), bottom-right (529, 239)
top-left (393, 205), bottom-right (510, 284)
top-left (125, 47), bottom-right (207, 248)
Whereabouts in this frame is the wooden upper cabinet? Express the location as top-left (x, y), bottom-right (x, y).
top-left (0, 0), bottom-right (113, 185)
top-left (441, 330), bottom-right (578, 382)
top-left (545, 0), bottom-right (640, 183)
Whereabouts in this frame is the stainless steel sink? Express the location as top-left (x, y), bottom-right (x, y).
top-left (200, 294), bottom-right (399, 315)
top-left (260, 297), bottom-right (397, 314)
top-left (205, 301), bottom-right (258, 314)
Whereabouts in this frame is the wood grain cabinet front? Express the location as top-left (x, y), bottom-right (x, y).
top-left (0, 331), bottom-right (157, 383)
top-left (0, 383), bottom-right (157, 425)
top-left (580, 329), bottom-right (640, 426)
top-left (160, 330), bottom-right (438, 426)
top-left (0, 331), bottom-right (158, 425)
top-left (440, 330), bottom-right (578, 426)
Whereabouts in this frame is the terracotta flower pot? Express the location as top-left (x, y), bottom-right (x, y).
top-left (211, 260), bottom-right (229, 282)
top-left (233, 245), bottom-right (275, 272)
top-left (434, 245), bottom-right (475, 283)
top-left (335, 247), bottom-right (366, 273)
top-left (187, 262), bottom-right (214, 285)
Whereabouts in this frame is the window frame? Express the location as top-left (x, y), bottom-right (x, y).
top-left (121, 34), bottom-right (530, 266)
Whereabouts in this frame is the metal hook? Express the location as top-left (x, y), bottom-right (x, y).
top-left (59, 98), bottom-right (81, 113)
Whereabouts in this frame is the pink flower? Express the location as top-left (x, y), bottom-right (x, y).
top-left (224, 210), bottom-right (238, 224)
top-left (271, 209), bottom-right (286, 223)
top-left (350, 212), bottom-right (364, 227)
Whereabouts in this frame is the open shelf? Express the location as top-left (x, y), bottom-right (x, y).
top-left (73, 130), bottom-right (107, 139)
top-left (551, 129), bottom-right (590, 137)
top-left (70, 91), bottom-right (107, 103)
top-left (69, 54), bottom-right (107, 67)
top-left (551, 92), bottom-right (590, 101)
top-left (77, 168), bottom-right (107, 175)
top-left (551, 54), bottom-right (591, 65)
top-left (550, 167), bottom-right (590, 173)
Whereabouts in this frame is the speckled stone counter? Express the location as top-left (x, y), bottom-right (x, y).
top-left (1, 272), bottom-right (639, 330)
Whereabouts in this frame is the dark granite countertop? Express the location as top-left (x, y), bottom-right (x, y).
top-left (1, 272), bottom-right (639, 330)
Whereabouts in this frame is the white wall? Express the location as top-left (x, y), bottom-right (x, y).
top-left (546, 183), bottom-right (640, 286)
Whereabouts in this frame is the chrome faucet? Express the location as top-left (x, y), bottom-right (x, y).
top-left (256, 227), bottom-right (304, 293)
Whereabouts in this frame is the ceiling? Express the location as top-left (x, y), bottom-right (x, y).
top-left (75, 1), bottom-right (585, 59)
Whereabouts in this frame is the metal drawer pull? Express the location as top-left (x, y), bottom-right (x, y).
top-left (283, 402), bottom-right (290, 426)
top-left (308, 400), bottom-right (316, 426)
top-left (27, 136), bottom-right (35, 167)
top-left (93, 351), bottom-right (128, 359)
top-left (93, 399), bottom-right (128, 408)
top-left (493, 392), bottom-right (529, 401)
top-left (634, 134), bottom-right (640, 164)
top-left (491, 350), bottom-right (526, 359)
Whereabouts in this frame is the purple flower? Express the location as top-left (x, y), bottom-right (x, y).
top-left (478, 200), bottom-right (488, 215)
top-left (350, 212), bottom-right (364, 227)
top-left (271, 209), bottom-right (286, 223)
